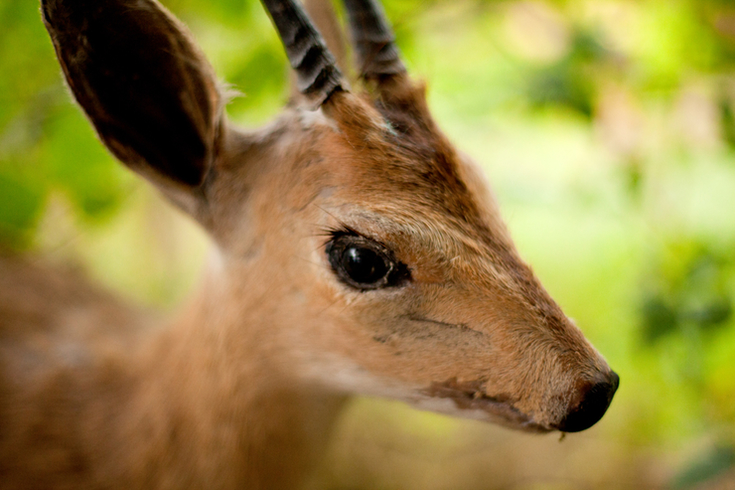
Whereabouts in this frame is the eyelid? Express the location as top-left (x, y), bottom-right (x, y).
top-left (327, 226), bottom-right (365, 243)
top-left (327, 227), bottom-right (392, 253)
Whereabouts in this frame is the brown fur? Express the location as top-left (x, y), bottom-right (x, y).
top-left (0, 0), bottom-right (616, 488)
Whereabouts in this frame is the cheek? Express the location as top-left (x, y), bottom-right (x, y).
top-left (330, 297), bottom-right (496, 384)
top-left (297, 289), bottom-right (415, 372)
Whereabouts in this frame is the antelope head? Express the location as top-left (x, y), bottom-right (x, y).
top-left (42, 0), bottom-right (618, 433)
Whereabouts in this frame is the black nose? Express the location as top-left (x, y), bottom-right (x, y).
top-left (557, 371), bottom-right (619, 433)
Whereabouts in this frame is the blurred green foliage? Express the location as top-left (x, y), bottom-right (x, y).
top-left (673, 445), bottom-right (735, 489)
top-left (2, 0), bottom-right (735, 487)
top-left (642, 244), bottom-right (732, 346)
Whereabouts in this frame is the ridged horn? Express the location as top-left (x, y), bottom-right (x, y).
top-left (342, 0), bottom-right (406, 79)
top-left (261, 0), bottom-right (345, 105)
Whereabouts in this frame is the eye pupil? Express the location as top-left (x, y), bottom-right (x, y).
top-left (327, 233), bottom-right (409, 290)
top-left (342, 247), bottom-right (389, 285)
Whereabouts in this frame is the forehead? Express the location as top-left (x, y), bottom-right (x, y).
top-left (305, 114), bottom-right (485, 224)
top-left (321, 132), bottom-right (508, 250)
top-left (285, 96), bottom-right (513, 255)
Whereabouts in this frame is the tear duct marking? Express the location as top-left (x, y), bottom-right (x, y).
top-left (403, 314), bottom-right (486, 338)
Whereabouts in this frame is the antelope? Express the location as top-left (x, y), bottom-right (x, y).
top-left (0, 0), bottom-right (619, 488)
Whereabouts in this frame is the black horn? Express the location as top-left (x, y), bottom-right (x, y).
top-left (342, 0), bottom-right (406, 80)
top-left (261, 0), bottom-right (344, 105)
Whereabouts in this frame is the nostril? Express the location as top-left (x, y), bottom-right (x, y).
top-left (557, 370), bottom-right (619, 433)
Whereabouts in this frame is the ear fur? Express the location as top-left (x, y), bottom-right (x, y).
top-left (41, 0), bottom-right (223, 189)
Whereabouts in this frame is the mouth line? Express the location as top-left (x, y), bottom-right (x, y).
top-left (422, 378), bottom-right (552, 433)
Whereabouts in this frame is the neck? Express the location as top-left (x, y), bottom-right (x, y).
top-left (105, 279), bottom-right (346, 489)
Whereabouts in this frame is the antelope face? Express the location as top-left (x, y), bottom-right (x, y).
top-left (232, 89), bottom-right (619, 433)
top-left (41, 0), bottom-right (617, 434)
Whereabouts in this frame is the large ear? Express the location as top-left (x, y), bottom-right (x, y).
top-left (41, 0), bottom-right (222, 189)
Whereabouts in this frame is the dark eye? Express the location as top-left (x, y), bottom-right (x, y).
top-left (342, 246), bottom-right (388, 284)
top-left (326, 234), bottom-right (409, 290)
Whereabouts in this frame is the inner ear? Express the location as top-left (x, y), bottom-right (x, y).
top-left (42, 0), bottom-right (223, 189)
